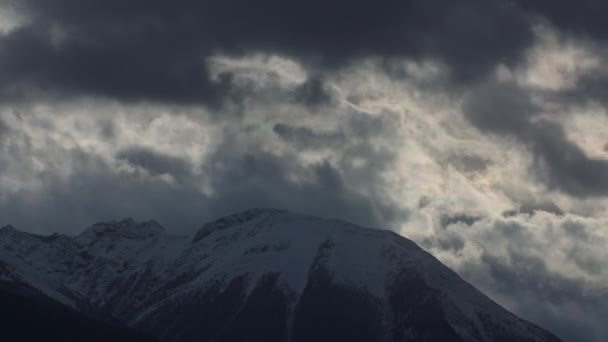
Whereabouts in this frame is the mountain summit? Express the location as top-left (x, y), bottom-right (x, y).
top-left (0, 209), bottom-right (561, 342)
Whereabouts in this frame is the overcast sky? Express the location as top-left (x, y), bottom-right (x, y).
top-left (1, 1), bottom-right (607, 341)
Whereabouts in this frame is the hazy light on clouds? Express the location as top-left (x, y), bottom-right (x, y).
top-left (0, 5), bottom-right (29, 35)
top-left (515, 26), bottom-right (603, 91)
top-left (1, 3), bottom-right (608, 341)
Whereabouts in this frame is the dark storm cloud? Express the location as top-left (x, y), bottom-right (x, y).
top-left (515, 1), bottom-right (608, 41)
top-left (463, 81), bottom-right (608, 196)
top-left (0, 23), bottom-right (231, 105)
top-left (519, 201), bottom-right (563, 216)
top-left (292, 77), bottom-right (333, 107)
top-left (503, 201), bottom-right (564, 217)
top-left (0, 0), bottom-right (538, 103)
top-left (273, 123), bottom-right (346, 150)
top-left (440, 212), bottom-right (483, 228)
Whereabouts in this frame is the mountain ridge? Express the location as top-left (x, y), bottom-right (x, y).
top-left (0, 279), bottom-right (158, 342)
top-left (0, 208), bottom-right (561, 342)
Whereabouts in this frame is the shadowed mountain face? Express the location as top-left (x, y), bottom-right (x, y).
top-left (0, 209), bottom-right (561, 342)
top-left (0, 281), bottom-right (157, 342)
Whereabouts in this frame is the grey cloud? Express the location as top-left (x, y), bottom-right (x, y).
top-left (519, 201), bottom-right (563, 216)
top-left (0, 149), bottom-right (207, 235)
top-left (567, 245), bottom-right (604, 276)
top-left (116, 146), bottom-right (192, 181)
top-left (199, 121), bottom-right (408, 230)
top-left (463, 80), bottom-right (608, 197)
top-left (531, 121), bottom-right (608, 196)
top-left (417, 208), bottom-right (608, 342)
top-left (443, 153), bottom-right (492, 174)
top-left (440, 212), bottom-right (483, 228)
top-left (434, 234), bottom-right (466, 253)
top-left (97, 119), bottom-right (116, 139)
top-left (273, 123), bottom-right (346, 150)
top-left (418, 196), bottom-right (432, 209)
top-left (475, 251), bottom-right (607, 342)
top-left (503, 201), bottom-right (564, 217)
top-left (462, 81), bottom-right (537, 135)
top-left (561, 221), bottom-right (591, 242)
top-left (427, 214), bottom-right (608, 342)
top-left (197, 151), bottom-right (406, 230)
top-left (1, 2), bottom-right (607, 341)
top-left (492, 220), bottom-right (533, 242)
top-left (292, 77), bottom-right (333, 107)
top-left (560, 73), bottom-right (608, 107)
top-left (0, 115), bottom-right (8, 142)
top-left (347, 111), bottom-right (389, 138)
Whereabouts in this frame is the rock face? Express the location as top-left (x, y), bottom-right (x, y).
top-left (0, 209), bottom-right (562, 342)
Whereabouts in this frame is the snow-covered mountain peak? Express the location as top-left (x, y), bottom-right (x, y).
top-left (0, 224), bottom-right (66, 245)
top-left (0, 224), bottom-right (18, 234)
top-left (0, 224), bottom-right (15, 231)
top-left (0, 209), bottom-right (562, 342)
top-left (78, 218), bottom-right (166, 241)
top-left (192, 208), bottom-right (285, 243)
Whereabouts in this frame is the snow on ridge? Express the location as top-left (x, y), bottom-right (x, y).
top-left (77, 218), bottom-right (166, 241)
top-left (182, 209), bottom-right (427, 301)
top-left (0, 224), bottom-right (17, 232)
top-left (0, 209), bottom-right (560, 342)
top-left (192, 208), bottom-right (286, 243)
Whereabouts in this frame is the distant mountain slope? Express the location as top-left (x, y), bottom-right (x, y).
top-left (0, 209), bottom-right (562, 342)
top-left (0, 280), bottom-right (157, 342)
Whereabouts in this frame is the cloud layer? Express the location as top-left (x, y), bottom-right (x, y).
top-left (1, 2), bottom-right (608, 341)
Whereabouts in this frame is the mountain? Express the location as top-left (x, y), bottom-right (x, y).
top-left (0, 209), bottom-right (561, 342)
top-left (0, 280), bottom-right (158, 342)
